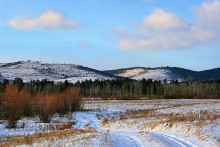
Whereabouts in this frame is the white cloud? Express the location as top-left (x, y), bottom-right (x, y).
top-left (194, 0), bottom-right (220, 36)
top-left (119, 33), bottom-right (193, 50)
top-left (143, 9), bottom-right (190, 31)
top-left (8, 10), bottom-right (81, 30)
top-left (118, 0), bottom-right (220, 50)
top-left (191, 24), bottom-right (215, 42)
top-left (195, 0), bottom-right (220, 23)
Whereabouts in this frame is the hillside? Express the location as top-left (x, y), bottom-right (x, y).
top-left (105, 67), bottom-right (220, 81)
top-left (0, 61), bottom-right (118, 83)
top-left (1, 61), bottom-right (220, 83)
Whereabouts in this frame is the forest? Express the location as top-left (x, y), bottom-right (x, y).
top-left (0, 77), bottom-right (220, 128)
top-left (76, 78), bottom-right (220, 99)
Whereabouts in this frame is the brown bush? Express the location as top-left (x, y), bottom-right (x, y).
top-left (68, 88), bottom-right (83, 112)
top-left (1, 83), bottom-right (82, 124)
top-left (4, 85), bottom-right (23, 128)
top-left (33, 88), bottom-right (82, 123)
top-left (19, 88), bottom-right (33, 117)
top-left (0, 92), bottom-right (5, 119)
top-left (34, 92), bottom-right (55, 123)
top-left (2, 85), bottom-right (33, 126)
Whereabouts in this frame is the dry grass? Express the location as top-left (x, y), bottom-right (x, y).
top-left (108, 102), bottom-right (220, 142)
top-left (113, 101), bottom-right (220, 124)
top-left (54, 122), bottom-right (75, 130)
top-left (116, 102), bottom-right (205, 121)
top-left (147, 122), bottom-right (158, 130)
top-left (102, 118), bottom-right (110, 126)
top-left (157, 110), bottom-right (220, 124)
top-left (0, 129), bottom-right (95, 147)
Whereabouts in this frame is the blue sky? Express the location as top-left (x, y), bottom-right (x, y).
top-left (0, 0), bottom-right (220, 71)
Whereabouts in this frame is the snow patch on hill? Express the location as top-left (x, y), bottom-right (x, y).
top-left (118, 68), bottom-right (145, 77)
top-left (118, 68), bottom-right (174, 81)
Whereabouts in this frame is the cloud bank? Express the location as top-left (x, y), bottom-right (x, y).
top-left (118, 0), bottom-right (220, 50)
top-left (8, 10), bottom-right (81, 30)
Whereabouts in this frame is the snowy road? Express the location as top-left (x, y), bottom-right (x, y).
top-left (108, 131), bottom-right (143, 147)
top-left (100, 131), bottom-right (197, 147)
top-left (73, 111), bottom-right (199, 147)
top-left (150, 132), bottom-right (198, 147)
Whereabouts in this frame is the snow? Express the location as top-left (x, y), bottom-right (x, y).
top-left (0, 61), bottom-right (113, 83)
top-left (83, 99), bottom-right (220, 146)
top-left (150, 132), bottom-right (198, 147)
top-left (118, 68), bottom-right (145, 77)
top-left (1, 99), bottom-right (220, 146)
top-left (72, 110), bottom-right (119, 129)
top-left (0, 116), bottom-right (75, 141)
top-left (84, 99), bottom-right (219, 111)
top-left (117, 68), bottom-right (177, 81)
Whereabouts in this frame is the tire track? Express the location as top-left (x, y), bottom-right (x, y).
top-left (150, 132), bottom-right (198, 147)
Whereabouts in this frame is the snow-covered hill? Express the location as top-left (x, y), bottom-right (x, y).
top-left (1, 61), bottom-right (220, 83)
top-left (0, 61), bottom-right (117, 83)
top-left (108, 67), bottom-right (179, 81)
top-left (106, 67), bottom-right (220, 81)
top-left (118, 68), bottom-right (173, 81)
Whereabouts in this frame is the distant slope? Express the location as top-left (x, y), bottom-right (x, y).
top-left (105, 67), bottom-right (220, 81)
top-left (197, 68), bottom-right (220, 81)
top-left (0, 61), bottom-right (120, 83)
top-left (1, 61), bottom-right (220, 82)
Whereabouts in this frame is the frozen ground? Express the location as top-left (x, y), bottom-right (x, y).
top-left (1, 99), bottom-right (220, 146)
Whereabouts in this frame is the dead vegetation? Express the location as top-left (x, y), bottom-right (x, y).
top-left (156, 110), bottom-right (220, 124)
top-left (99, 101), bottom-right (220, 143)
top-left (0, 129), bottom-right (95, 147)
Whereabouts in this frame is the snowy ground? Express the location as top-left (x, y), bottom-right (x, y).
top-left (1, 99), bottom-right (220, 146)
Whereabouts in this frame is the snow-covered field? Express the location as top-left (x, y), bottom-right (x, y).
top-left (1, 99), bottom-right (220, 146)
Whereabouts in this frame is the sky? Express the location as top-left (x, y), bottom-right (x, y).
top-left (0, 0), bottom-right (220, 71)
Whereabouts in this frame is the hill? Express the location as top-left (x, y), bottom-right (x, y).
top-left (0, 61), bottom-right (119, 83)
top-left (105, 67), bottom-right (220, 81)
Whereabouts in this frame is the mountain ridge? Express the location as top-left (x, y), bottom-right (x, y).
top-left (105, 66), bottom-right (220, 81)
top-left (0, 61), bottom-right (220, 82)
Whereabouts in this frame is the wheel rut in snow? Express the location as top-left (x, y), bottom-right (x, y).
top-left (99, 131), bottom-right (143, 147)
top-left (150, 132), bottom-right (198, 147)
top-left (100, 130), bottom-right (198, 147)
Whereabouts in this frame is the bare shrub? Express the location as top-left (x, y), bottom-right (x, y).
top-left (34, 93), bottom-right (55, 123)
top-left (0, 92), bottom-right (5, 119)
top-left (34, 88), bottom-right (82, 123)
top-left (19, 88), bottom-right (33, 117)
top-left (4, 85), bottom-right (23, 128)
top-left (68, 88), bottom-right (83, 112)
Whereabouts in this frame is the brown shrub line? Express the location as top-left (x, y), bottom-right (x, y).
top-left (0, 84), bottom-right (82, 127)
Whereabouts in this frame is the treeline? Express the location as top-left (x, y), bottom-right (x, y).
top-left (76, 78), bottom-right (220, 99)
top-left (0, 78), bottom-right (82, 128)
